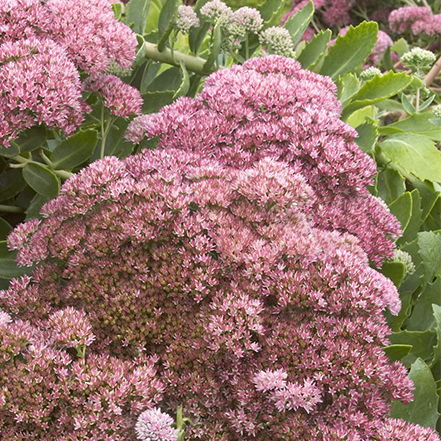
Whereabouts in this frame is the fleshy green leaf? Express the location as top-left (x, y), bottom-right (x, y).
top-left (342, 71), bottom-right (412, 119)
top-left (142, 91), bottom-right (175, 113)
top-left (388, 192), bottom-right (412, 233)
top-left (401, 93), bottom-right (416, 115)
top-left (355, 121), bottom-right (378, 154)
top-left (389, 331), bottom-right (437, 366)
top-left (258, 0), bottom-right (285, 25)
top-left (157, 0), bottom-right (179, 52)
top-left (203, 21), bottom-right (222, 72)
top-left (377, 168), bottom-right (406, 206)
top-left (0, 241), bottom-right (34, 279)
top-left (390, 358), bottom-right (440, 429)
top-left (50, 129), bottom-right (98, 170)
top-left (418, 231), bottom-right (441, 289)
top-left (379, 261), bottom-right (406, 288)
top-left (188, 0), bottom-right (211, 55)
top-left (319, 22), bottom-right (378, 79)
top-left (297, 29), bottom-right (331, 70)
top-left (146, 66), bottom-right (183, 92)
top-left (10, 126), bottom-right (47, 154)
top-left (0, 218), bottom-right (12, 240)
top-left (337, 73), bottom-right (361, 108)
top-left (22, 163), bottom-right (60, 199)
top-left (407, 278), bottom-right (441, 331)
top-left (25, 193), bottom-right (50, 221)
top-left (173, 61), bottom-right (190, 99)
top-left (432, 304), bottom-right (441, 367)
top-left (378, 112), bottom-right (441, 141)
top-left (391, 38), bottom-right (409, 56)
top-left (125, 0), bottom-right (153, 35)
top-left (111, 2), bottom-right (123, 20)
top-left (384, 344), bottom-right (412, 362)
top-left (283, 1), bottom-right (314, 48)
top-left (398, 189), bottom-right (422, 246)
top-left (378, 133), bottom-right (441, 182)
top-left (0, 169), bottom-right (26, 202)
top-left (0, 142), bottom-right (19, 158)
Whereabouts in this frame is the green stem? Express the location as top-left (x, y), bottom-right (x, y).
top-left (0, 204), bottom-right (24, 213)
top-left (53, 170), bottom-right (73, 180)
top-left (375, 150), bottom-right (418, 184)
top-left (100, 107), bottom-right (115, 159)
top-left (143, 42), bottom-right (214, 75)
top-left (415, 87), bottom-right (420, 113)
top-left (245, 36), bottom-right (249, 60)
top-left (10, 154), bottom-right (73, 179)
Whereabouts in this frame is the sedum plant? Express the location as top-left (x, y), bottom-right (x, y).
top-left (1, 56), bottom-right (440, 441)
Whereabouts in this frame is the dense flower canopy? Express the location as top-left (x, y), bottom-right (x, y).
top-left (2, 144), bottom-right (435, 439)
top-left (126, 56), bottom-right (401, 266)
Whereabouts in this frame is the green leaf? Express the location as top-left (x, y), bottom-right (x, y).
top-left (336, 73), bottom-right (361, 107)
top-left (140, 60), bottom-right (162, 94)
top-left (50, 129), bottom-right (98, 170)
top-left (384, 344), bottom-right (412, 362)
top-left (189, 0), bottom-right (211, 54)
top-left (432, 304), bottom-right (441, 367)
top-left (342, 71), bottom-right (412, 119)
top-left (111, 2), bottom-right (123, 20)
top-left (146, 66), bottom-right (183, 92)
top-left (283, 1), bottom-right (314, 48)
top-left (407, 278), bottom-right (441, 331)
top-left (355, 121), bottom-right (378, 154)
top-left (0, 218), bottom-right (12, 240)
top-left (297, 30), bottom-right (331, 70)
top-left (379, 261), bottom-right (406, 288)
top-left (346, 106), bottom-right (374, 128)
top-left (0, 241), bottom-right (34, 279)
top-left (391, 38), bottom-right (409, 57)
top-left (401, 93), bottom-right (416, 115)
top-left (378, 112), bottom-right (441, 141)
top-left (25, 193), bottom-right (50, 220)
top-left (319, 21), bottom-right (378, 79)
top-left (0, 169), bottom-right (26, 202)
top-left (22, 163), bottom-right (60, 199)
top-left (398, 189), bottom-right (422, 245)
top-left (389, 331), bottom-right (437, 365)
top-left (203, 21), bottom-right (222, 72)
top-left (125, 0), bottom-right (153, 35)
top-left (385, 290), bottom-right (413, 332)
top-left (390, 358), bottom-right (440, 429)
top-left (378, 133), bottom-right (441, 182)
top-left (418, 231), bottom-right (441, 289)
top-left (377, 168), bottom-right (406, 205)
top-left (258, 0), bottom-right (285, 25)
top-left (388, 191), bottom-right (412, 233)
top-left (0, 142), bottom-right (19, 158)
top-left (133, 34), bottom-right (147, 70)
top-left (173, 61), bottom-right (190, 99)
top-left (142, 91), bottom-right (175, 113)
top-left (10, 126), bottom-right (47, 154)
top-left (157, 0), bottom-right (179, 52)
top-left (422, 196), bottom-right (441, 231)
top-left (413, 181), bottom-right (441, 228)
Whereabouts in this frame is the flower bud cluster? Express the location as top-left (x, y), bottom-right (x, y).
top-left (175, 5), bottom-right (200, 34)
top-left (127, 55), bottom-right (400, 266)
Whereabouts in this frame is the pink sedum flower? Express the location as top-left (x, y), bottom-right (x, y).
top-left (83, 74), bottom-right (143, 117)
top-left (135, 408), bottom-right (179, 441)
top-left (389, 6), bottom-right (432, 34)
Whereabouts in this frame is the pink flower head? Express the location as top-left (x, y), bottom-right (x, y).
top-left (253, 369), bottom-right (288, 391)
top-left (229, 7), bottom-right (263, 38)
top-left (126, 55), bottom-right (400, 265)
top-left (389, 6), bottom-right (432, 33)
top-left (45, 0), bottom-right (138, 75)
top-left (411, 14), bottom-right (441, 36)
top-left (373, 30), bottom-right (393, 55)
top-left (175, 5), bottom-right (200, 34)
top-left (0, 310), bottom-right (12, 327)
top-left (83, 74), bottom-right (143, 117)
top-left (0, 37), bottom-right (90, 146)
top-left (135, 408), bottom-right (179, 441)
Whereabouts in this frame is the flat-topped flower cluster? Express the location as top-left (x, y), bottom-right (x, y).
top-left (2, 56), bottom-right (440, 441)
top-left (0, 0), bottom-right (141, 147)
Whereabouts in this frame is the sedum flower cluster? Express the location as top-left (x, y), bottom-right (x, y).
top-left (0, 0), bottom-right (140, 147)
top-left (127, 56), bottom-right (400, 266)
top-left (2, 56), bottom-right (440, 441)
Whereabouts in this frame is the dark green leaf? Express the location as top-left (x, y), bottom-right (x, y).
top-left (283, 1), bottom-right (314, 48)
top-left (319, 22), bottom-right (378, 79)
top-left (389, 331), bottom-right (437, 365)
top-left (398, 189), bottom-right (422, 245)
top-left (146, 66), bottom-right (182, 92)
top-left (173, 61), bottom-right (190, 99)
top-left (0, 241), bottom-right (34, 279)
top-left (418, 231), bottom-right (441, 289)
top-left (0, 169), bottom-right (26, 202)
top-left (25, 193), bottom-right (50, 220)
top-left (422, 196), bottom-right (441, 231)
top-left (388, 192), bottom-right (412, 233)
top-left (377, 168), bottom-right (406, 205)
top-left (385, 290), bottom-right (413, 332)
top-left (413, 181), bottom-right (441, 228)
top-left (125, 0), bottom-right (153, 35)
top-left (157, 0), bottom-right (179, 52)
top-left (203, 22), bottom-right (222, 72)
top-left (142, 91), bottom-right (175, 113)
top-left (379, 261), bottom-right (406, 288)
top-left (355, 121), bottom-right (378, 154)
top-left (22, 163), bottom-right (60, 199)
top-left (0, 218), bottom-right (12, 240)
top-left (140, 60), bottom-right (162, 94)
top-left (432, 304), bottom-right (441, 367)
top-left (10, 126), bottom-right (47, 154)
top-left (337, 73), bottom-right (361, 108)
top-left (258, 0), bottom-right (285, 25)
top-left (297, 30), bottom-right (331, 70)
top-left (50, 129), bottom-right (98, 170)
top-left (407, 278), bottom-right (441, 331)
top-left (0, 142), bottom-right (19, 158)
top-left (378, 133), bottom-right (441, 182)
top-left (384, 344), bottom-right (412, 362)
top-left (390, 358), bottom-right (440, 429)
top-left (189, 0), bottom-right (211, 54)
